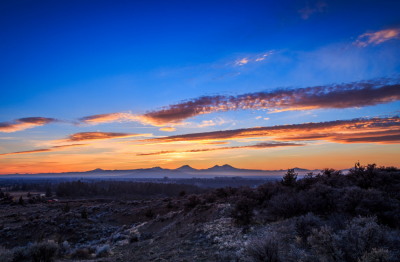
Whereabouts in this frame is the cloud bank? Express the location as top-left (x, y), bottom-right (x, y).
top-left (0, 117), bottom-right (59, 133)
top-left (63, 132), bottom-right (144, 142)
top-left (136, 80), bottom-right (400, 126)
top-left (136, 116), bottom-right (400, 145)
top-left (0, 144), bottom-right (87, 156)
top-left (3, 79), bottom-right (399, 131)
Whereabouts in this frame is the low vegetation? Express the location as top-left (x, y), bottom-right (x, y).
top-left (0, 163), bottom-right (399, 261)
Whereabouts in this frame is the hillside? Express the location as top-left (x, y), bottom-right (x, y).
top-left (0, 164), bottom-right (399, 261)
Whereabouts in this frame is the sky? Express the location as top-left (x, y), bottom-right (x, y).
top-left (0, 0), bottom-right (400, 174)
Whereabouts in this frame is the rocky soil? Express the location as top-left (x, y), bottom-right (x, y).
top-left (0, 196), bottom-right (259, 261)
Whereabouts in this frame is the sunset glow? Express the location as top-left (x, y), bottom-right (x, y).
top-left (1, 1), bottom-right (400, 175)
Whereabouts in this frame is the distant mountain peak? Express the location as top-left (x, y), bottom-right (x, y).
top-left (150, 166), bottom-right (163, 170)
top-left (89, 168), bottom-right (104, 172)
top-left (176, 165), bottom-right (197, 171)
top-left (208, 164), bottom-right (238, 171)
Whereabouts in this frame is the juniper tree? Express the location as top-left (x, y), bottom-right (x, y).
top-left (281, 169), bottom-right (298, 187)
top-left (45, 188), bottom-right (52, 197)
top-left (18, 196), bottom-right (24, 205)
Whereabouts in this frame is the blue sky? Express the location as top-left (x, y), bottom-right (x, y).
top-left (1, 0), bottom-right (399, 174)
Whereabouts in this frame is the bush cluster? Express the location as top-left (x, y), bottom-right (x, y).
top-left (217, 164), bottom-right (400, 227)
top-left (0, 242), bottom-right (59, 262)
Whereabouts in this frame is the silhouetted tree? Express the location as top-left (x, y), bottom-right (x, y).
top-left (18, 196), bottom-right (24, 205)
top-left (81, 207), bottom-right (88, 219)
top-left (145, 207), bottom-right (154, 218)
top-left (167, 201), bottom-right (172, 208)
top-left (63, 203), bottom-right (71, 213)
top-left (281, 169), bottom-right (297, 187)
top-left (45, 188), bottom-right (52, 197)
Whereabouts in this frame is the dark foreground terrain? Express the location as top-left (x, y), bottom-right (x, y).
top-left (1, 163), bottom-right (400, 262)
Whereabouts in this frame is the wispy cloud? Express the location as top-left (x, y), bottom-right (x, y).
top-left (234, 51), bottom-right (274, 66)
top-left (78, 112), bottom-right (137, 125)
top-left (63, 132), bottom-right (144, 142)
top-left (298, 1), bottom-right (327, 20)
top-left (235, 58), bottom-right (249, 65)
top-left (354, 28), bottom-right (400, 47)
top-left (136, 116), bottom-right (400, 145)
top-left (0, 144), bottom-right (88, 156)
top-left (197, 117), bottom-right (230, 128)
top-left (134, 79), bottom-right (400, 126)
top-left (136, 141), bottom-right (305, 156)
top-left (0, 117), bottom-right (59, 133)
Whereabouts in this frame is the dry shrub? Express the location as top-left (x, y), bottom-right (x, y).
top-left (215, 251), bottom-right (240, 262)
top-left (359, 248), bottom-right (392, 262)
top-left (307, 225), bottom-right (343, 262)
top-left (11, 247), bottom-right (28, 262)
top-left (28, 241), bottom-right (59, 262)
top-left (0, 246), bottom-right (13, 262)
top-left (144, 207), bottom-right (154, 218)
top-left (185, 195), bottom-right (200, 210)
top-left (71, 248), bottom-right (90, 259)
top-left (205, 193), bottom-right (217, 203)
top-left (268, 193), bottom-right (304, 219)
top-left (95, 245), bottom-right (110, 258)
top-left (230, 197), bottom-right (254, 225)
top-left (308, 216), bottom-right (397, 262)
top-left (246, 232), bottom-right (281, 262)
top-left (295, 213), bottom-right (322, 243)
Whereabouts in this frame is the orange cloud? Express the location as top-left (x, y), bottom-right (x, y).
top-left (5, 79), bottom-right (399, 131)
top-left (354, 28), bottom-right (400, 47)
top-left (78, 112), bottom-right (138, 125)
top-left (159, 127), bottom-right (176, 132)
top-left (0, 144), bottom-right (88, 156)
top-left (0, 117), bottom-right (59, 133)
top-left (136, 116), bottom-right (400, 145)
top-left (63, 132), bottom-right (143, 142)
top-left (200, 141), bottom-right (230, 145)
top-left (135, 80), bottom-right (400, 126)
top-left (136, 142), bottom-right (305, 156)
